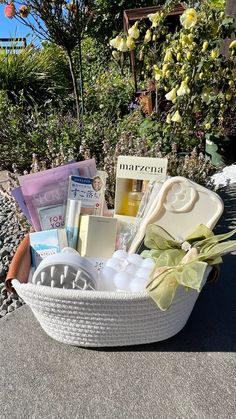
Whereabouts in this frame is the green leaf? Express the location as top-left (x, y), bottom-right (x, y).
top-left (209, 0), bottom-right (225, 9)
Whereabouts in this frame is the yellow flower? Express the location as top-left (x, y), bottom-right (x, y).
top-left (177, 81), bottom-right (190, 96)
top-left (165, 87), bottom-right (177, 102)
top-left (201, 91), bottom-right (211, 104)
top-left (205, 123), bottom-right (211, 130)
top-left (188, 34), bottom-right (194, 43)
top-left (171, 110), bottom-right (182, 123)
top-left (162, 64), bottom-right (169, 74)
top-left (180, 35), bottom-right (190, 46)
top-left (109, 35), bottom-right (122, 49)
top-left (210, 49), bottom-right (219, 60)
top-left (128, 22), bottom-right (140, 40)
top-left (148, 11), bottom-right (161, 28)
top-left (177, 52), bottom-right (182, 61)
top-left (117, 38), bottom-right (128, 52)
top-left (187, 51), bottom-right (192, 60)
top-left (112, 50), bottom-right (120, 60)
top-left (163, 49), bottom-right (173, 63)
top-left (180, 8), bottom-right (198, 29)
top-left (225, 92), bottom-right (232, 101)
top-left (202, 41), bottom-right (209, 52)
top-left (166, 114), bottom-right (171, 124)
top-left (229, 40), bottom-right (236, 49)
top-left (126, 36), bottom-right (135, 50)
top-left (144, 29), bottom-right (152, 43)
top-left (153, 65), bottom-right (163, 81)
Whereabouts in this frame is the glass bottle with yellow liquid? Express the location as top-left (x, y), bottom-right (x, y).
top-left (126, 179), bottom-right (143, 217)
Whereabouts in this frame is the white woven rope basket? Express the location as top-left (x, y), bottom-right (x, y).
top-left (12, 269), bottom-right (209, 347)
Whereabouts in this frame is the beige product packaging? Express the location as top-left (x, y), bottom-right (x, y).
top-left (114, 155), bottom-right (168, 223)
top-left (77, 215), bottom-right (117, 259)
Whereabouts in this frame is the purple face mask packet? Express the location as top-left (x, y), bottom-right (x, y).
top-left (11, 186), bottom-right (32, 225)
top-left (18, 159), bottom-right (97, 231)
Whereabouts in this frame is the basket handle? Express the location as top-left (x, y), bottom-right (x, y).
top-left (5, 234), bottom-right (31, 293)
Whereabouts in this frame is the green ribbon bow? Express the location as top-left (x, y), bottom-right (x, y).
top-left (142, 224), bottom-right (236, 311)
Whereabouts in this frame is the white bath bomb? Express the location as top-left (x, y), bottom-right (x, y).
top-left (98, 267), bottom-right (116, 291)
top-left (127, 253), bottom-right (143, 266)
top-left (113, 250), bottom-right (128, 260)
top-left (124, 263), bottom-right (138, 275)
top-left (113, 272), bottom-right (132, 291)
top-left (106, 258), bottom-right (123, 271)
top-left (135, 267), bottom-right (151, 279)
top-left (129, 276), bottom-right (148, 292)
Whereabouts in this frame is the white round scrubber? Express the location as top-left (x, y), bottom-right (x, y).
top-left (31, 247), bottom-right (98, 290)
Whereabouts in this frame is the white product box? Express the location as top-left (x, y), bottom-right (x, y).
top-left (114, 155), bottom-right (168, 223)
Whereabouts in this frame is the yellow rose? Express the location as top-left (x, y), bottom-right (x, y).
top-left (144, 29), bottom-right (152, 43)
top-left (229, 40), bottom-right (236, 49)
top-left (171, 110), bottom-right (182, 123)
top-left (128, 22), bottom-right (140, 40)
top-left (177, 81), bottom-right (190, 96)
top-left (177, 52), bottom-right (182, 61)
top-left (210, 49), bottom-right (219, 60)
top-left (112, 50), bottom-right (120, 60)
top-left (166, 114), bottom-right (171, 124)
top-left (165, 87), bottom-right (177, 102)
top-left (188, 34), bottom-right (194, 43)
top-left (225, 92), bottom-right (232, 101)
top-left (180, 8), bottom-right (198, 30)
top-left (202, 41), bottom-right (209, 52)
top-left (117, 38), bottom-right (128, 52)
top-left (153, 65), bottom-right (163, 81)
top-left (148, 11), bottom-right (161, 28)
top-left (180, 35), bottom-right (190, 46)
top-left (205, 123), bottom-right (211, 130)
top-left (109, 35), bottom-right (122, 49)
top-left (126, 36), bottom-right (135, 50)
top-left (164, 49), bottom-right (173, 63)
top-left (187, 51), bottom-right (192, 60)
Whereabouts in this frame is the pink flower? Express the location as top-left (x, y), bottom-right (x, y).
top-left (4, 3), bottom-right (16, 19)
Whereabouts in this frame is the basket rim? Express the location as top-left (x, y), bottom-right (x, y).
top-left (11, 278), bottom-right (151, 301)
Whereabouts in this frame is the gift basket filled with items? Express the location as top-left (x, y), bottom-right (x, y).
top-left (5, 155), bottom-right (236, 347)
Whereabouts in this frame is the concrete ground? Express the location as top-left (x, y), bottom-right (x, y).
top-left (0, 186), bottom-right (235, 419)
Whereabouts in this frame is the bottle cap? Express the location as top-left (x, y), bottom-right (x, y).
top-left (132, 179), bottom-right (142, 192)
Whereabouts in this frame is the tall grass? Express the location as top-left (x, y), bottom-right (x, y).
top-left (0, 42), bottom-right (72, 105)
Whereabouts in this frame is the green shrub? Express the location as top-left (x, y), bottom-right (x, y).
top-left (0, 91), bottom-right (81, 172)
top-left (0, 44), bottom-right (72, 106)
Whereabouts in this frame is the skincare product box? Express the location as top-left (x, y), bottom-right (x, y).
top-left (114, 155), bottom-right (168, 223)
top-left (68, 171), bottom-right (107, 216)
top-left (30, 228), bottom-right (68, 268)
top-left (77, 215), bottom-right (117, 260)
top-left (38, 204), bottom-right (66, 230)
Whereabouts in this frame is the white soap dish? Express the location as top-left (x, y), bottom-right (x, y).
top-left (30, 247), bottom-right (98, 290)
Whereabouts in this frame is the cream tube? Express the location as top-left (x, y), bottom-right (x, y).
top-left (65, 200), bottom-right (81, 249)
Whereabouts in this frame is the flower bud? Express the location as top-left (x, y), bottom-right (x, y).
top-left (4, 3), bottom-right (16, 19)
